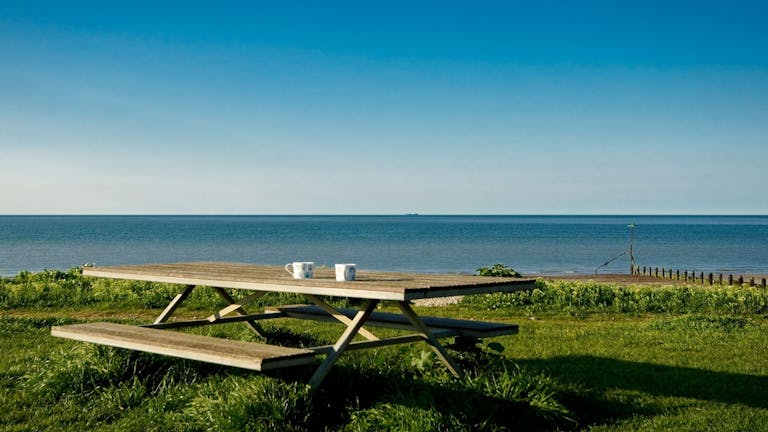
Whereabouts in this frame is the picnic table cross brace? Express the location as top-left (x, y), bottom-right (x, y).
top-left (209, 288), bottom-right (267, 337)
top-left (151, 285), bottom-right (467, 390)
top-left (153, 285), bottom-right (267, 337)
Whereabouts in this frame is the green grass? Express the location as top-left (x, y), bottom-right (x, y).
top-left (1, 270), bottom-right (767, 431)
top-left (460, 279), bottom-right (768, 315)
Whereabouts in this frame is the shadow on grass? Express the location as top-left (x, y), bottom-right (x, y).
top-left (287, 363), bottom-right (569, 431)
top-left (517, 355), bottom-right (768, 425)
top-left (262, 327), bottom-right (329, 349)
top-left (246, 330), bottom-right (570, 430)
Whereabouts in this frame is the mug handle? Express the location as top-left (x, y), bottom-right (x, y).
top-left (284, 263), bottom-right (294, 276)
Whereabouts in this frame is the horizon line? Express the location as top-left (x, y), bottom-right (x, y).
top-left (1, 213), bottom-right (767, 217)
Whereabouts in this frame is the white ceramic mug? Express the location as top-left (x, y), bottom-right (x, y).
top-left (335, 263), bottom-right (356, 281)
top-left (285, 262), bottom-right (314, 279)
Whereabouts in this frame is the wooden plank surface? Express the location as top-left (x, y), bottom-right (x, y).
top-left (51, 322), bottom-right (316, 371)
top-left (82, 262), bottom-right (535, 301)
top-left (267, 304), bottom-right (519, 338)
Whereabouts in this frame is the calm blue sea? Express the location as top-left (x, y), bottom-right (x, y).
top-left (1, 215), bottom-right (767, 277)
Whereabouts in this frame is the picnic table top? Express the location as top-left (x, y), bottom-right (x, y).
top-left (82, 262), bottom-right (536, 301)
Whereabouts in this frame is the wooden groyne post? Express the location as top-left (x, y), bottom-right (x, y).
top-left (641, 265), bottom-right (766, 288)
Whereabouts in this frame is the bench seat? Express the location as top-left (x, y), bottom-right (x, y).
top-left (265, 304), bottom-right (518, 338)
top-left (51, 322), bottom-right (316, 371)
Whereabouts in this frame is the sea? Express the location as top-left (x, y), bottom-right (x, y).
top-left (1, 215), bottom-right (767, 277)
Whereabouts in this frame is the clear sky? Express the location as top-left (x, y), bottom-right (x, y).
top-left (1, 1), bottom-right (767, 214)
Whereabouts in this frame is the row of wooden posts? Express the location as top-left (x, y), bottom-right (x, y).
top-left (631, 265), bottom-right (767, 288)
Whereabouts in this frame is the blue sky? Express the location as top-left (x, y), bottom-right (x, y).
top-left (1, 1), bottom-right (767, 214)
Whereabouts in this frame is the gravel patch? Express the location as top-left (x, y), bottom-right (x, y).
top-left (412, 296), bottom-right (463, 307)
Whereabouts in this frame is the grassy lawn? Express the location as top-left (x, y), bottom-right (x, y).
top-left (1, 270), bottom-right (767, 431)
top-left (500, 315), bottom-right (768, 431)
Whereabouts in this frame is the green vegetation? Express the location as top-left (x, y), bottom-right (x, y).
top-left (461, 279), bottom-right (768, 315)
top-left (476, 263), bottom-right (522, 278)
top-left (2, 269), bottom-right (767, 431)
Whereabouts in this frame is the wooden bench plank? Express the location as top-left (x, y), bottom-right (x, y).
top-left (266, 305), bottom-right (518, 338)
top-left (51, 322), bottom-right (316, 371)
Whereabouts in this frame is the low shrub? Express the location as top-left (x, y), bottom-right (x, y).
top-left (461, 279), bottom-right (768, 315)
top-left (476, 263), bottom-right (522, 278)
top-left (0, 268), bottom-right (93, 308)
top-left (0, 268), bottom-right (332, 311)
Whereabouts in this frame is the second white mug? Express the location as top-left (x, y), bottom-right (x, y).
top-left (285, 262), bottom-right (314, 279)
top-left (335, 263), bottom-right (356, 281)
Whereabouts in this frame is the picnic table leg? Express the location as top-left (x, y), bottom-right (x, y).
top-left (304, 294), bottom-right (380, 341)
top-left (308, 299), bottom-right (379, 391)
top-left (210, 288), bottom-right (267, 337)
top-left (396, 301), bottom-right (464, 379)
top-left (154, 285), bottom-right (195, 324)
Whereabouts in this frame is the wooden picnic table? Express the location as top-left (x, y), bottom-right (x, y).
top-left (52, 262), bottom-right (535, 390)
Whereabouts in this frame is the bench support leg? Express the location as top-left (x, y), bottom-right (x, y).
top-left (396, 301), bottom-right (464, 379)
top-left (308, 299), bottom-right (379, 391)
top-left (305, 294), bottom-right (379, 341)
top-left (154, 285), bottom-right (195, 324)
